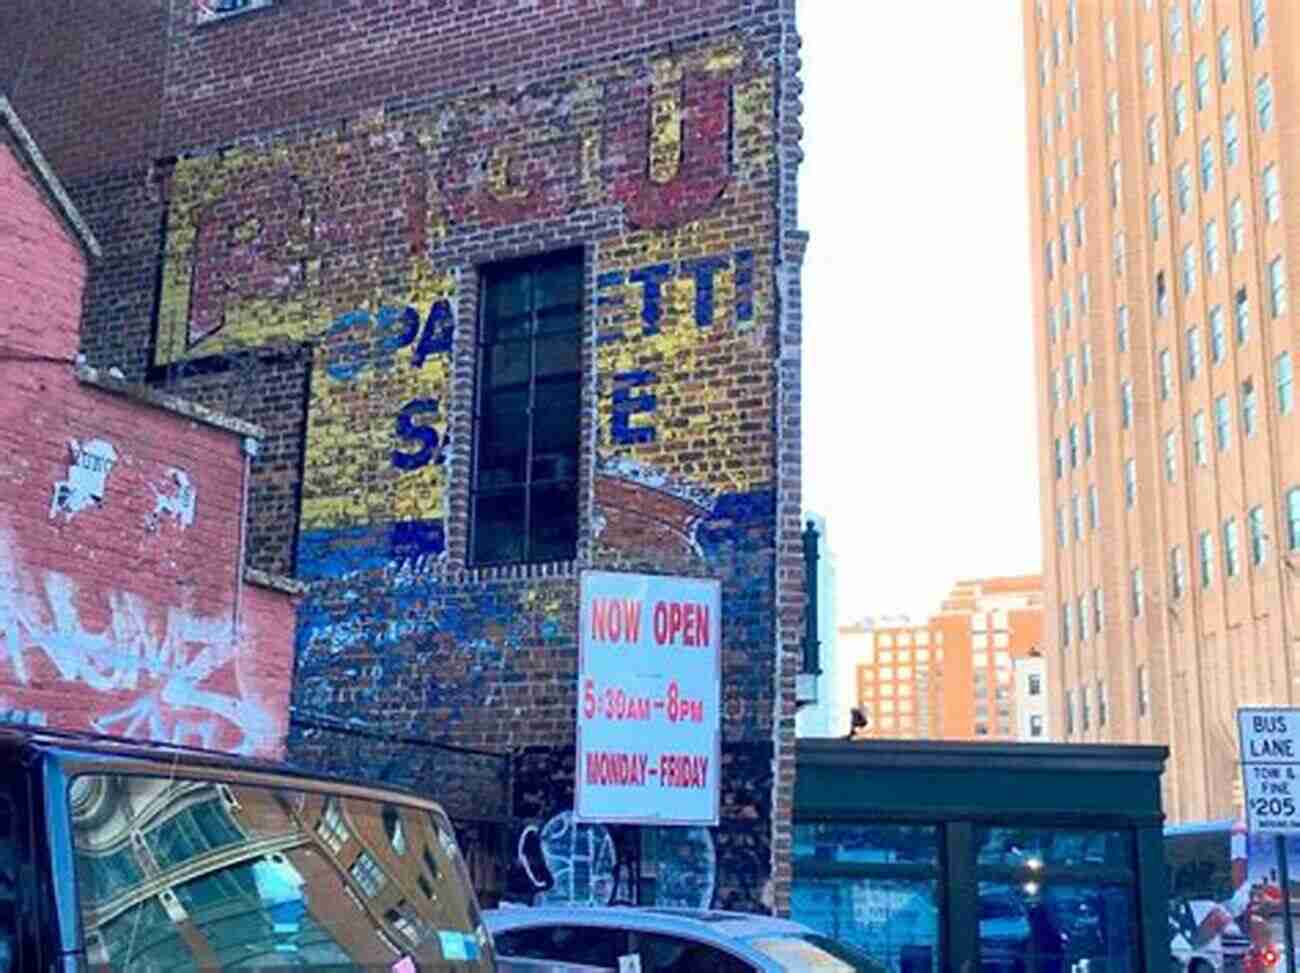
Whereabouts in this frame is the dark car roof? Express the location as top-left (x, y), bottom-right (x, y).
top-left (0, 722), bottom-right (436, 808)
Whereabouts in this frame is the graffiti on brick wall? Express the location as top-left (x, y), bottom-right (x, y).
top-left (0, 529), bottom-right (282, 754)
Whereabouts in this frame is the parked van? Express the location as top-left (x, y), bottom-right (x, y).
top-left (0, 725), bottom-right (493, 971)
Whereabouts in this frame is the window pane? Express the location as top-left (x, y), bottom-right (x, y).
top-left (979, 882), bottom-right (1138, 973)
top-left (529, 483), bottom-right (578, 562)
top-left (794, 823), bottom-right (940, 865)
top-left (487, 340), bottom-right (530, 388)
top-left (474, 489), bottom-right (527, 563)
top-left (484, 271), bottom-right (531, 320)
top-left (477, 388), bottom-right (529, 487)
top-left (977, 828), bottom-right (1133, 868)
top-left (792, 878), bottom-right (940, 973)
top-left (532, 380), bottom-right (581, 459)
top-left (534, 333), bottom-right (581, 377)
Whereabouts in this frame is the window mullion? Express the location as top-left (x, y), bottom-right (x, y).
top-left (523, 272), bottom-right (539, 562)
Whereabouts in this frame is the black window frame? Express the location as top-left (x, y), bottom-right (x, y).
top-left (470, 248), bottom-right (585, 567)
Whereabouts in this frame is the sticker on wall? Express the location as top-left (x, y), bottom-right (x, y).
top-left (49, 439), bottom-right (117, 520)
top-left (150, 468), bottom-right (197, 529)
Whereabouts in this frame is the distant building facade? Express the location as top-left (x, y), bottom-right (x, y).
top-left (1023, 0), bottom-right (1300, 821)
top-left (847, 576), bottom-right (1047, 742)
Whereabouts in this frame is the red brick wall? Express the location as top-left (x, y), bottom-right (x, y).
top-left (0, 139), bottom-right (294, 756)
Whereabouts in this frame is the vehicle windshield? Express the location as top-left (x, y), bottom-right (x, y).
top-left (68, 773), bottom-right (491, 970)
top-left (748, 933), bottom-right (887, 972)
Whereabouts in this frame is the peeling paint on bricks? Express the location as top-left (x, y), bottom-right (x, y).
top-left (2, 0), bottom-right (805, 914)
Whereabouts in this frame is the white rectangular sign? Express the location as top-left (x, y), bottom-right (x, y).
top-left (1239, 707), bottom-right (1300, 833)
top-left (575, 570), bottom-right (721, 826)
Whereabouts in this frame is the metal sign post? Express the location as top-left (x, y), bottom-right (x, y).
top-left (1239, 708), bottom-right (1300, 973)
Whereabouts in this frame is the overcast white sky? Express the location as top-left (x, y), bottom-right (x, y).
top-left (797, 1), bottom-right (1043, 622)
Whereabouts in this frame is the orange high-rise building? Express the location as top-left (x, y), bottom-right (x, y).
top-left (846, 576), bottom-right (1046, 741)
top-left (1024, 1), bottom-right (1300, 821)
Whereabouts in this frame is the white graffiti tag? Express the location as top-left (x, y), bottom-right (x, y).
top-left (0, 534), bottom-right (276, 753)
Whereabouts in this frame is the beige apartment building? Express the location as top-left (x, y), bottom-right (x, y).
top-left (846, 576), bottom-right (1047, 742)
top-left (1024, 0), bottom-right (1300, 822)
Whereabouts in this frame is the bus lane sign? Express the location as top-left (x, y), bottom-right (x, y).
top-left (575, 570), bottom-right (721, 826)
top-left (1239, 707), bottom-right (1300, 833)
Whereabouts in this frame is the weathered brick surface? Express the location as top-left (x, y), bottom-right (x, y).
top-left (3, 0), bottom-right (805, 912)
top-left (0, 129), bottom-right (296, 754)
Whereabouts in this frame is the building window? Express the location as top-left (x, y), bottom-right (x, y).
top-left (1131, 567), bottom-right (1144, 618)
top-left (1252, 0), bottom-right (1268, 47)
top-left (195, 0), bottom-right (273, 24)
top-left (1156, 270), bottom-right (1169, 317)
top-left (1138, 665), bottom-right (1150, 717)
top-left (1199, 138), bottom-right (1215, 190)
top-left (1071, 492), bottom-right (1083, 540)
top-left (1192, 410), bottom-right (1208, 466)
top-left (1249, 505), bottom-right (1268, 566)
top-left (1170, 545), bottom-right (1186, 600)
top-left (1071, 70), bottom-right (1081, 112)
top-left (316, 798), bottom-right (351, 853)
top-left (349, 852), bottom-right (388, 897)
top-left (1224, 113), bottom-right (1240, 167)
top-left (1074, 138), bottom-right (1084, 178)
top-left (1276, 351), bottom-right (1294, 415)
top-left (1114, 231), bottom-right (1126, 276)
top-left (1068, 0), bottom-right (1078, 43)
top-left (1044, 111), bottom-right (1054, 147)
top-left (1066, 355), bottom-right (1077, 400)
top-left (1029, 714), bottom-right (1044, 738)
top-left (1289, 488), bottom-right (1300, 551)
top-left (1074, 205), bottom-right (1087, 249)
top-left (1080, 274), bottom-right (1090, 313)
top-left (1051, 369), bottom-right (1061, 409)
top-left (1173, 83), bottom-right (1188, 135)
top-left (1109, 160), bottom-right (1121, 208)
top-left (1210, 305), bottom-right (1226, 361)
top-left (1083, 343), bottom-right (1093, 385)
top-left (1048, 305), bottom-right (1058, 341)
top-left (1150, 191), bottom-right (1165, 239)
top-left (1204, 219), bottom-right (1220, 276)
top-left (1066, 690), bottom-right (1075, 736)
top-left (1063, 291), bottom-right (1072, 329)
top-left (1243, 379), bottom-right (1258, 438)
top-left (1053, 28), bottom-right (1062, 65)
top-left (1085, 410), bottom-right (1095, 457)
top-left (1062, 606), bottom-right (1072, 648)
top-left (1147, 116), bottom-right (1160, 164)
top-left (1060, 222), bottom-right (1071, 267)
top-left (1078, 595), bottom-right (1089, 643)
top-left (1236, 287), bottom-right (1251, 343)
top-left (1045, 242), bottom-right (1055, 280)
top-left (1117, 305), bottom-right (1130, 352)
top-left (472, 250), bottom-right (583, 566)
top-left (1058, 95), bottom-right (1067, 132)
top-left (1214, 394), bottom-right (1232, 451)
top-left (1218, 28), bottom-right (1233, 82)
top-left (1054, 437), bottom-right (1064, 478)
top-left (1187, 326), bottom-right (1203, 379)
top-left (1224, 518), bottom-right (1242, 578)
top-left (1121, 380), bottom-right (1134, 428)
top-left (1264, 164), bottom-right (1281, 222)
top-left (1055, 506), bottom-right (1066, 548)
top-left (1105, 18), bottom-right (1117, 59)
top-left (1098, 679), bottom-right (1109, 727)
top-left (1107, 91), bottom-right (1120, 136)
top-left (1093, 586), bottom-right (1105, 633)
top-left (1181, 245), bottom-right (1197, 296)
top-left (1143, 44), bottom-right (1155, 88)
top-left (1270, 258), bottom-right (1288, 318)
top-left (1088, 483), bottom-right (1100, 530)
top-left (1124, 457), bottom-right (1137, 508)
top-left (1068, 424), bottom-right (1079, 466)
top-left (1195, 56), bottom-right (1210, 110)
top-left (1082, 686), bottom-right (1091, 731)
top-left (1159, 349), bottom-right (1174, 400)
top-left (1258, 75), bottom-right (1274, 131)
top-left (1039, 50), bottom-right (1048, 89)
top-left (1199, 530), bottom-right (1216, 588)
top-left (1163, 429), bottom-right (1178, 482)
top-left (1230, 197), bottom-right (1245, 252)
top-left (1176, 164), bottom-right (1192, 215)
